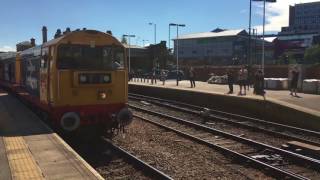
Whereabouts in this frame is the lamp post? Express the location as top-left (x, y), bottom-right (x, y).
top-left (170, 23), bottom-right (186, 86)
top-left (123, 34), bottom-right (136, 73)
top-left (168, 24), bottom-right (172, 52)
top-left (253, 0), bottom-right (276, 73)
top-left (253, 28), bottom-right (258, 64)
top-left (148, 22), bottom-right (157, 44)
top-left (262, 0), bottom-right (266, 73)
top-left (248, 0), bottom-right (252, 65)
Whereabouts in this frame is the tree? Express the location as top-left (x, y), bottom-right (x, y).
top-left (278, 53), bottom-right (296, 65)
top-left (304, 45), bottom-right (320, 64)
top-left (121, 35), bottom-right (127, 44)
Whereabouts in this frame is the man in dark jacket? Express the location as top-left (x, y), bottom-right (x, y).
top-left (227, 69), bottom-right (234, 94)
top-left (290, 67), bottom-right (299, 97)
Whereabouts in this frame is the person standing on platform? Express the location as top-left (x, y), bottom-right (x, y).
top-left (160, 69), bottom-right (166, 85)
top-left (151, 68), bottom-right (157, 85)
top-left (227, 69), bottom-right (234, 94)
top-left (254, 70), bottom-right (266, 99)
top-left (238, 66), bottom-right (248, 95)
top-left (189, 67), bottom-right (196, 88)
top-left (246, 65), bottom-right (252, 91)
top-left (290, 67), bottom-right (299, 97)
top-left (129, 70), bottom-right (134, 81)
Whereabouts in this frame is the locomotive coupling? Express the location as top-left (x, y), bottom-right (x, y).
top-left (116, 108), bottom-right (133, 127)
top-left (60, 112), bottom-right (81, 131)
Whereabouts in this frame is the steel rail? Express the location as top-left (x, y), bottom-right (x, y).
top-left (129, 94), bottom-right (320, 147)
top-left (133, 114), bottom-right (309, 180)
top-left (130, 104), bottom-right (320, 170)
top-left (129, 93), bottom-right (320, 139)
top-left (103, 138), bottom-right (173, 180)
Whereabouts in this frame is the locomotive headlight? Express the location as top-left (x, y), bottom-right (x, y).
top-left (98, 91), bottom-right (107, 100)
top-left (100, 92), bottom-right (107, 99)
top-left (103, 75), bottom-right (111, 83)
top-left (79, 74), bottom-right (88, 83)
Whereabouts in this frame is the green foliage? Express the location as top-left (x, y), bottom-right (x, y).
top-left (277, 53), bottom-right (296, 65)
top-left (304, 45), bottom-right (320, 64)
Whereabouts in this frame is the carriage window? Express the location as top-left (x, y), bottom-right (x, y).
top-left (57, 44), bottom-right (125, 70)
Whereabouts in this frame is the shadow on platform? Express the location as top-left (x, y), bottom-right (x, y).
top-left (0, 93), bottom-right (52, 137)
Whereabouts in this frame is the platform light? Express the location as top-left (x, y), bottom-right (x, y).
top-left (148, 22), bottom-right (157, 44)
top-left (253, 0), bottom-right (276, 2)
top-left (123, 34), bottom-right (136, 73)
top-left (252, 0), bottom-right (277, 73)
top-left (169, 23), bottom-right (186, 86)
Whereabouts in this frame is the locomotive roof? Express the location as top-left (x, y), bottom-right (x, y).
top-left (43, 30), bottom-right (123, 47)
top-left (1, 30), bottom-right (123, 60)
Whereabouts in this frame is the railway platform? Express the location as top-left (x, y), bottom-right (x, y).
top-left (129, 80), bottom-right (320, 130)
top-left (0, 90), bottom-right (103, 180)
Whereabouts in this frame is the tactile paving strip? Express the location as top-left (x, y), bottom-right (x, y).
top-left (3, 136), bottom-right (44, 180)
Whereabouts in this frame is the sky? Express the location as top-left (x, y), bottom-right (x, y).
top-left (0, 0), bottom-right (317, 52)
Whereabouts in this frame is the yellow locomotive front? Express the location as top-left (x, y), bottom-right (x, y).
top-left (40, 30), bottom-right (132, 133)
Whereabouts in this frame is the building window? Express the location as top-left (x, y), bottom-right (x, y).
top-left (192, 50), bottom-right (197, 54)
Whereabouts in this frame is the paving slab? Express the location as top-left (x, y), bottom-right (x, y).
top-left (0, 137), bottom-right (11, 180)
top-left (0, 91), bottom-right (103, 180)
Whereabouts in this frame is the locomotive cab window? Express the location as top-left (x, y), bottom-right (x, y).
top-left (57, 44), bottom-right (125, 70)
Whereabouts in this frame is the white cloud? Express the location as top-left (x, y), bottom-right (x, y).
top-left (0, 46), bottom-right (15, 52)
top-left (253, 0), bottom-right (317, 33)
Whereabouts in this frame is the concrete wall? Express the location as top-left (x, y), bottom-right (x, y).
top-left (129, 84), bottom-right (320, 131)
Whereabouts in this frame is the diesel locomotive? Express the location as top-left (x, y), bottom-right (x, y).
top-left (0, 28), bottom-right (132, 134)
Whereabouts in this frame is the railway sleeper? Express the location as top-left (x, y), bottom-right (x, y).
top-left (283, 141), bottom-right (320, 160)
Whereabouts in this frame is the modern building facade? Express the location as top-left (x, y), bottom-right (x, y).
top-left (274, 33), bottom-right (317, 63)
top-left (173, 29), bottom-right (273, 66)
top-left (281, 1), bottom-right (320, 34)
top-left (276, 1), bottom-right (320, 63)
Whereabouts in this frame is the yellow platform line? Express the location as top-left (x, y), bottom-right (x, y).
top-left (3, 136), bottom-right (44, 180)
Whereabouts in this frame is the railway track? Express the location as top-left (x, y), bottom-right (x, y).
top-left (66, 137), bottom-right (173, 180)
top-left (112, 116), bottom-right (275, 179)
top-left (102, 139), bottom-right (173, 180)
top-left (129, 93), bottom-right (320, 157)
top-left (130, 103), bottom-right (320, 179)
